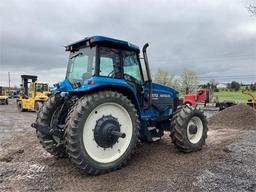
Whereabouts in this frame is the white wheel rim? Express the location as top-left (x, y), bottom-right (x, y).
top-left (187, 116), bottom-right (203, 144)
top-left (83, 102), bottom-right (133, 163)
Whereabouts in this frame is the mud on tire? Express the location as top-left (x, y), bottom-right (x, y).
top-left (36, 94), bottom-right (67, 158)
top-left (65, 91), bottom-right (140, 175)
top-left (170, 105), bottom-right (208, 153)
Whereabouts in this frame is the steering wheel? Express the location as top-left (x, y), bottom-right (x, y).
top-left (107, 70), bottom-right (115, 77)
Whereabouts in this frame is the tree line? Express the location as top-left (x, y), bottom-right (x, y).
top-left (153, 68), bottom-right (256, 94)
top-left (153, 68), bottom-right (198, 94)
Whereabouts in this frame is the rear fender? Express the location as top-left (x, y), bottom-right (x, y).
top-left (53, 77), bottom-right (141, 116)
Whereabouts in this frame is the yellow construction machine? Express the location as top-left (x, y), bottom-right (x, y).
top-left (0, 86), bottom-right (9, 105)
top-left (243, 91), bottom-right (256, 109)
top-left (17, 75), bottom-right (51, 112)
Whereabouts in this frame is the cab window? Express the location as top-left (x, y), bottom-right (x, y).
top-left (67, 47), bottom-right (96, 84)
top-left (122, 51), bottom-right (143, 83)
top-left (36, 84), bottom-right (49, 92)
top-left (99, 47), bottom-right (121, 78)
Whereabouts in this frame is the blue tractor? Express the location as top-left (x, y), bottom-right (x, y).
top-left (32, 36), bottom-right (208, 175)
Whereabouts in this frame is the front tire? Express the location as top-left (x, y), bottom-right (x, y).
top-left (65, 91), bottom-right (139, 175)
top-left (36, 94), bottom-right (67, 157)
top-left (170, 105), bottom-right (208, 153)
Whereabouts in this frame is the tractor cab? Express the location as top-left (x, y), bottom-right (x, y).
top-left (65, 40), bottom-right (144, 98)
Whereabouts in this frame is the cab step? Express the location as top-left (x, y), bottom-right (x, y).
top-left (151, 137), bottom-right (161, 142)
top-left (147, 126), bottom-right (156, 131)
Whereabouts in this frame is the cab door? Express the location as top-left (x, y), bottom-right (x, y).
top-left (122, 50), bottom-right (144, 107)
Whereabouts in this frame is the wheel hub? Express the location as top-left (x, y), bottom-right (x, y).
top-left (94, 115), bottom-right (122, 148)
top-left (189, 124), bottom-right (198, 135)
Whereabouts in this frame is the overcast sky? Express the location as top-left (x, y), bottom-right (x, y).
top-left (0, 0), bottom-right (256, 87)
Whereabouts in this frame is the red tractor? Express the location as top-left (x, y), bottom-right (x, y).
top-left (183, 89), bottom-right (211, 106)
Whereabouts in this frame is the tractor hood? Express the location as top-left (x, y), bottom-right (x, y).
top-left (144, 82), bottom-right (178, 98)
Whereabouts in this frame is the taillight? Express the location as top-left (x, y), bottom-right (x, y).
top-left (88, 80), bottom-right (96, 85)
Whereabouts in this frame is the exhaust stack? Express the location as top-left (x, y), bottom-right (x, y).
top-left (142, 43), bottom-right (152, 108)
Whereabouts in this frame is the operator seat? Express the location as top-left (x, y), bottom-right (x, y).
top-left (113, 62), bottom-right (122, 78)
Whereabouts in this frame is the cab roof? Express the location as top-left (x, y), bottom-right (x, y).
top-left (67, 35), bottom-right (140, 53)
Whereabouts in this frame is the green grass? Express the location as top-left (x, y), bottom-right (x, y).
top-left (214, 91), bottom-right (255, 103)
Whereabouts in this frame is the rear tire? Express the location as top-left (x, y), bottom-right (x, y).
top-left (170, 105), bottom-right (208, 152)
top-left (36, 94), bottom-right (66, 158)
top-left (65, 91), bottom-right (139, 175)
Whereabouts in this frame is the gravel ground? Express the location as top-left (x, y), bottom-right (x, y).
top-left (0, 100), bottom-right (256, 192)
